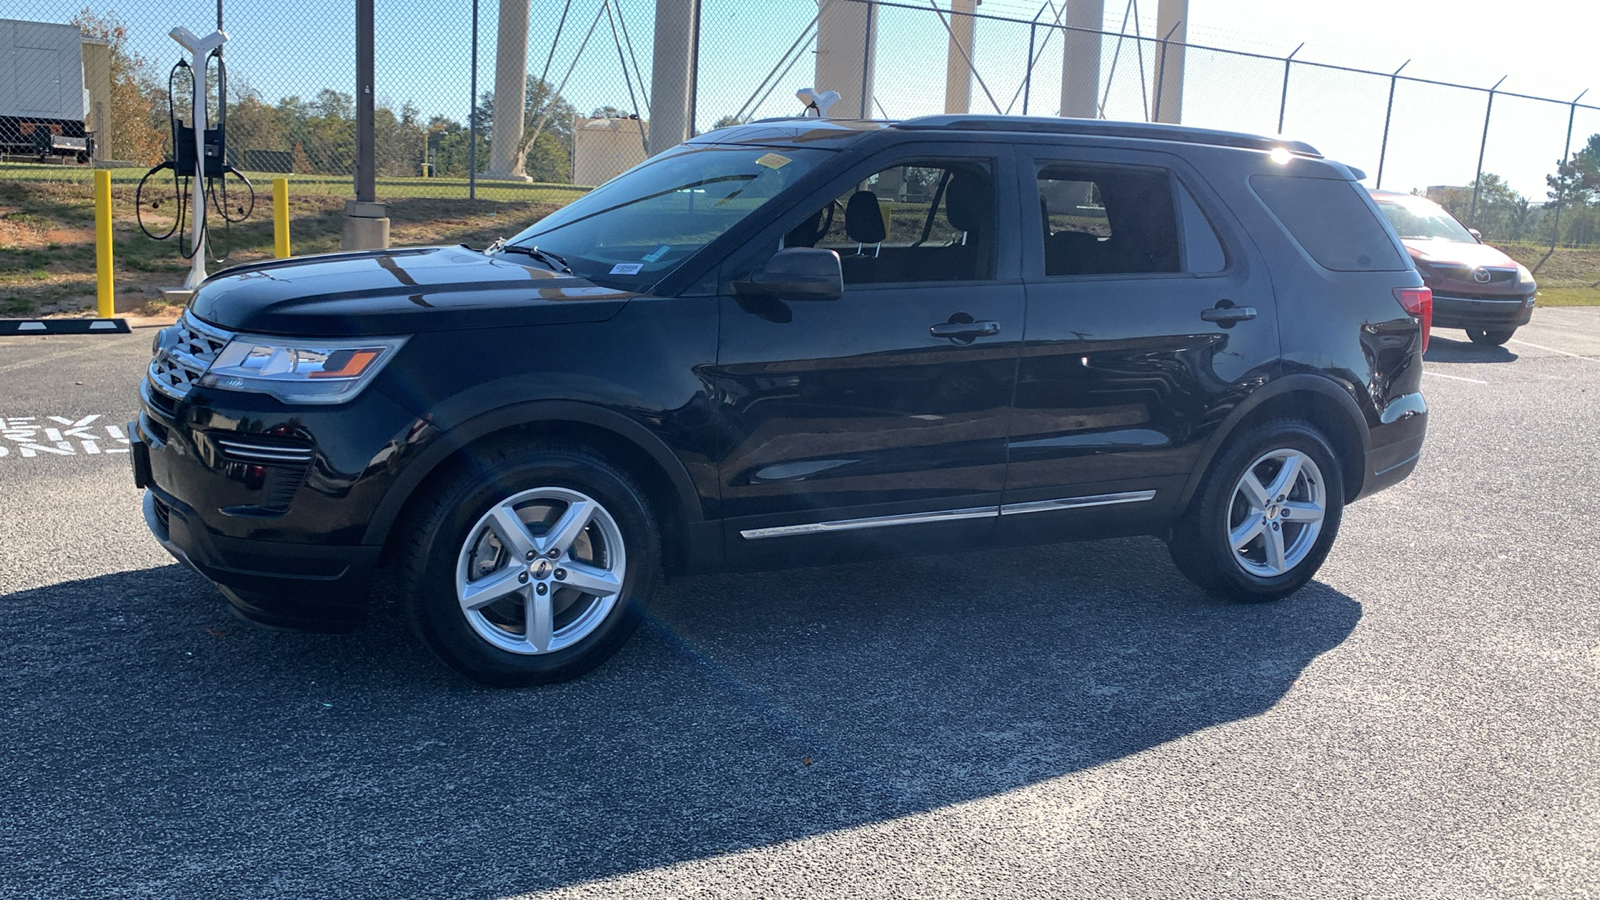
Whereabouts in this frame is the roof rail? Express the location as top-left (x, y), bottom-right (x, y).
top-left (892, 115), bottom-right (1322, 158)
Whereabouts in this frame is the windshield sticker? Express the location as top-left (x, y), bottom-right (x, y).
top-left (642, 245), bottom-right (671, 263)
top-left (609, 263), bottom-right (644, 275)
top-left (755, 153), bottom-right (792, 170)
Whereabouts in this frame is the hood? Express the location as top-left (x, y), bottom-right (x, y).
top-left (1402, 238), bottom-right (1517, 269)
top-left (188, 246), bottom-right (635, 337)
top-left (1401, 238), bottom-right (1533, 295)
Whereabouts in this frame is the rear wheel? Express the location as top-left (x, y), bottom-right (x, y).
top-left (1466, 327), bottom-right (1515, 346)
top-left (401, 441), bottom-right (658, 686)
top-left (1169, 419), bottom-right (1345, 602)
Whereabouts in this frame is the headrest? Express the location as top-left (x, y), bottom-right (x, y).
top-left (945, 173), bottom-right (988, 234)
top-left (845, 190), bottom-right (886, 244)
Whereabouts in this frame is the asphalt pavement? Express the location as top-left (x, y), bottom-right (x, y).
top-left (1, 310), bottom-right (1596, 898)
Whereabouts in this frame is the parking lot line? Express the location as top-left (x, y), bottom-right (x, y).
top-left (1423, 370), bottom-right (1488, 384)
top-left (1508, 338), bottom-right (1598, 362)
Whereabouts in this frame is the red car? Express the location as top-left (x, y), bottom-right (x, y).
top-left (1368, 190), bottom-right (1535, 346)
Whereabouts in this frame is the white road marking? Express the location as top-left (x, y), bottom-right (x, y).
top-left (1423, 370), bottom-right (1488, 384)
top-left (0, 414), bottom-right (130, 459)
top-left (1509, 338), bottom-right (1599, 361)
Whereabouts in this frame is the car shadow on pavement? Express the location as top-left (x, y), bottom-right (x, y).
top-left (0, 537), bottom-right (1360, 899)
top-left (1424, 336), bottom-right (1518, 363)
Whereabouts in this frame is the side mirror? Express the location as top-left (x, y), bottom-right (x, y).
top-left (732, 247), bottom-right (843, 301)
top-left (1468, 227), bottom-right (1482, 241)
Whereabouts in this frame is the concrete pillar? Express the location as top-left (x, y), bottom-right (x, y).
top-left (1153, 0), bottom-right (1188, 124)
top-left (486, 0), bottom-right (532, 180)
top-left (815, 0), bottom-right (878, 119)
top-left (80, 39), bottom-right (112, 163)
top-left (944, 0), bottom-right (976, 115)
top-left (1059, 0), bottom-right (1103, 119)
top-left (648, 0), bottom-right (699, 155)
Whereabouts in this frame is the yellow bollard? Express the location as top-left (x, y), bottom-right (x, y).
top-left (93, 169), bottom-right (114, 318)
top-left (272, 177), bottom-right (291, 258)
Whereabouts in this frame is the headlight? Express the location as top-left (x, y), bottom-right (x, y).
top-left (199, 334), bottom-right (407, 404)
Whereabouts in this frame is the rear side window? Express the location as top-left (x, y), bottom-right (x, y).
top-left (1037, 164), bottom-right (1179, 276)
top-left (1250, 175), bottom-right (1407, 272)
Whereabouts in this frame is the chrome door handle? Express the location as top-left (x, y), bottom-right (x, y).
top-left (930, 320), bottom-right (1001, 340)
top-left (1201, 303), bottom-right (1256, 325)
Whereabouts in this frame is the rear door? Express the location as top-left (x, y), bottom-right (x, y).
top-left (1002, 145), bottom-right (1278, 540)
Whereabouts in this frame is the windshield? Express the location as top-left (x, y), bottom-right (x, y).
top-left (1374, 194), bottom-right (1477, 243)
top-left (505, 143), bottom-right (832, 287)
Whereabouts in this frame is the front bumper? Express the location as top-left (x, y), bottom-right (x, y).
top-left (130, 376), bottom-right (423, 631)
top-left (1432, 292), bottom-right (1535, 330)
top-left (140, 484), bottom-right (378, 631)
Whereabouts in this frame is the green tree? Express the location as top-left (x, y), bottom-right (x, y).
top-left (1434, 173), bottom-right (1530, 242)
top-left (1545, 133), bottom-right (1600, 247)
top-left (72, 8), bottom-right (166, 165)
top-left (478, 76), bottom-right (577, 182)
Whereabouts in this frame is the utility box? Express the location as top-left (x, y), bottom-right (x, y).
top-left (0, 18), bottom-right (89, 159)
top-left (572, 117), bottom-right (649, 187)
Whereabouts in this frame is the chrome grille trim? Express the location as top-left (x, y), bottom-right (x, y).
top-left (148, 313), bottom-right (235, 401)
top-left (213, 436), bottom-right (315, 464)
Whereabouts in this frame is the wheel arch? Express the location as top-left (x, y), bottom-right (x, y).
top-left (1176, 375), bottom-right (1371, 512)
top-left (366, 401), bottom-right (707, 568)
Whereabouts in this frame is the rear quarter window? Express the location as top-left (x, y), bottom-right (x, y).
top-left (1250, 174), bottom-right (1407, 272)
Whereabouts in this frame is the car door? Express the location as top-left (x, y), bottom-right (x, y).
top-left (1001, 145), bottom-right (1279, 542)
top-left (711, 144), bottom-right (1024, 564)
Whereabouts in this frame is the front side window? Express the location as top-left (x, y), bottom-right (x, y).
top-left (781, 160), bottom-right (997, 284)
top-left (507, 143), bottom-right (832, 286)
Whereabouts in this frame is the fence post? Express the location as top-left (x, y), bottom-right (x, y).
top-left (1024, 20), bottom-right (1037, 115)
top-left (1277, 43), bottom-right (1303, 135)
top-left (469, 0), bottom-right (478, 201)
top-left (1535, 88), bottom-right (1589, 275)
top-left (1375, 59), bottom-right (1409, 189)
top-left (1468, 75), bottom-right (1507, 229)
top-left (94, 169), bottom-right (114, 319)
top-left (272, 178), bottom-right (291, 259)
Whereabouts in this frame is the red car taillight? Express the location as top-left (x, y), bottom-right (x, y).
top-left (1394, 287), bottom-right (1432, 352)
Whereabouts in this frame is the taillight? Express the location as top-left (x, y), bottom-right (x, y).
top-left (1394, 287), bottom-right (1432, 352)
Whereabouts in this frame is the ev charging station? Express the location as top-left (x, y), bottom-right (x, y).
top-left (168, 26), bottom-right (228, 291)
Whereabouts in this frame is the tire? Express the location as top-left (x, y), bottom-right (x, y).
top-left (400, 440), bottom-right (659, 686)
top-left (1168, 419), bottom-right (1345, 602)
top-left (1466, 327), bottom-right (1515, 346)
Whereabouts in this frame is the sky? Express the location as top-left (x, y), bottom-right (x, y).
top-left (8, 0), bottom-right (1596, 197)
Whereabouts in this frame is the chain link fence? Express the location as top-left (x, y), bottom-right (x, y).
top-left (2, 0), bottom-right (1597, 248)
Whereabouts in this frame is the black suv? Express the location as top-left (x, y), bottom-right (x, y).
top-left (132, 116), bottom-right (1428, 685)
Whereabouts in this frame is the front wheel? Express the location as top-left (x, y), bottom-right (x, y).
top-left (1466, 327), bottom-right (1515, 346)
top-left (400, 441), bottom-right (659, 686)
top-left (1168, 420), bottom-right (1345, 602)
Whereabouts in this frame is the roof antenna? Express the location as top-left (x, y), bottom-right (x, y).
top-left (796, 88), bottom-right (840, 117)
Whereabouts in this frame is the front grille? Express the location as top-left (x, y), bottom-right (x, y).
top-left (151, 495), bottom-right (171, 532)
top-left (148, 313), bottom-right (234, 401)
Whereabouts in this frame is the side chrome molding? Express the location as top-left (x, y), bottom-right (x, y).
top-left (739, 506), bottom-right (997, 540)
top-left (998, 490), bottom-right (1156, 516)
top-left (738, 490), bottom-right (1156, 540)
